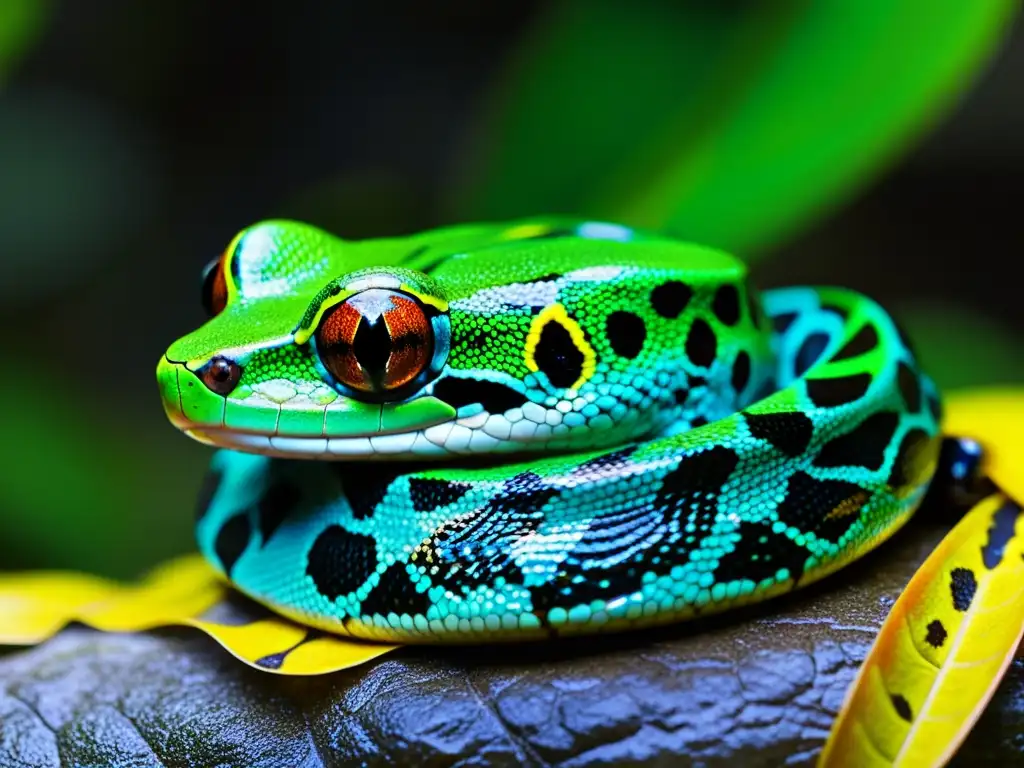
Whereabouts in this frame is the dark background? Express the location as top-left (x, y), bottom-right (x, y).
top-left (0, 2), bottom-right (1020, 577)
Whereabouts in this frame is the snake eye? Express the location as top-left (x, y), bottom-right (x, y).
top-left (315, 288), bottom-right (433, 398)
top-left (198, 356), bottom-right (242, 395)
top-left (201, 252), bottom-right (228, 317)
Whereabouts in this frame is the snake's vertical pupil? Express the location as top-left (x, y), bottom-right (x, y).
top-left (353, 314), bottom-right (393, 374)
top-left (316, 288), bottom-right (433, 397)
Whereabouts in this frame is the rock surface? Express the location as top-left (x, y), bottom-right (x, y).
top-left (1, 522), bottom-right (1021, 767)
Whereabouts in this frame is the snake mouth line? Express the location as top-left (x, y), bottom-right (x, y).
top-left (160, 353), bottom-right (463, 459)
top-left (183, 426), bottom-right (446, 460)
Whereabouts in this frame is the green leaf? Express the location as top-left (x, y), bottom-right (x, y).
top-left (451, 0), bottom-right (1017, 258)
top-left (2, 524), bottom-right (1023, 764)
top-left (896, 302), bottom-right (1024, 390)
top-left (0, 359), bottom-right (204, 578)
top-left (0, 0), bottom-right (48, 85)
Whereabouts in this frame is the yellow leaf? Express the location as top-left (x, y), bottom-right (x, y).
top-left (818, 493), bottom-right (1024, 767)
top-left (0, 554), bottom-right (398, 675)
top-left (943, 386), bottom-right (1024, 505)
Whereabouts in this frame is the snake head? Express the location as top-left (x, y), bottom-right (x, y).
top-left (158, 220), bottom-right (458, 459)
top-left (160, 217), bottom-right (769, 461)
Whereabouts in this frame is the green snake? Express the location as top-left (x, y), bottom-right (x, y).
top-left (158, 217), bottom-right (942, 643)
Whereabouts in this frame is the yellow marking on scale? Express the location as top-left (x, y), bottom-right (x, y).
top-left (524, 303), bottom-right (597, 391)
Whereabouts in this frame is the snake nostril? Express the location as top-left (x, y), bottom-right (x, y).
top-left (199, 356), bottom-right (242, 395)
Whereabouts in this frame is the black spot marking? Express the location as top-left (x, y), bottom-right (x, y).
top-left (898, 362), bottom-right (922, 413)
top-left (306, 525), bottom-right (378, 600)
top-left (254, 631), bottom-right (324, 670)
top-left (606, 311), bottom-right (647, 360)
top-left (891, 693), bottom-right (913, 722)
top-left (732, 351), bottom-right (751, 394)
top-left (534, 446), bottom-right (739, 613)
top-left (428, 472), bottom-right (554, 594)
top-left (254, 650), bottom-right (288, 670)
top-left (359, 561), bottom-right (434, 618)
top-left (409, 477), bottom-right (472, 513)
top-left (535, 317), bottom-right (586, 387)
top-left (258, 480), bottom-right (301, 546)
top-left (673, 388), bottom-right (688, 405)
top-left (888, 428), bottom-right (938, 490)
top-left (981, 498), bottom-right (1023, 569)
top-left (772, 312), bottom-right (798, 334)
top-left (805, 373), bottom-right (872, 408)
top-left (813, 411), bottom-right (900, 471)
top-left (832, 324), bottom-right (879, 361)
top-left (657, 446), bottom-right (738, 504)
top-left (569, 446), bottom-right (638, 478)
top-left (686, 318), bottom-right (717, 368)
top-left (744, 411), bottom-right (814, 458)
top-left (712, 284), bottom-right (741, 326)
top-left (195, 467), bottom-right (223, 523)
top-left (335, 464), bottom-right (400, 520)
top-left (775, 472), bottom-right (870, 544)
top-left (794, 332), bottom-right (831, 377)
top-left (650, 281), bottom-right (692, 319)
top-left (714, 520), bottom-right (811, 585)
top-left (950, 567), bottom-right (977, 611)
top-left (214, 513), bottom-right (252, 578)
top-left (432, 376), bottom-right (528, 413)
top-left (925, 619), bottom-right (947, 648)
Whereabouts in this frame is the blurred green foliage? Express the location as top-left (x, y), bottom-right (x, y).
top-left (451, 0), bottom-right (1018, 258)
top-left (0, 361), bottom-right (206, 576)
top-left (0, 0), bottom-right (47, 84)
top-left (0, 2), bottom-right (1019, 579)
top-left (898, 304), bottom-right (1024, 390)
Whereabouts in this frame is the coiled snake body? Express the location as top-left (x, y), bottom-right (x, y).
top-left (158, 218), bottom-right (942, 643)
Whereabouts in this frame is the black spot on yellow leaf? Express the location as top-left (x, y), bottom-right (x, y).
top-left (925, 619), bottom-right (948, 648)
top-left (891, 693), bottom-right (913, 722)
top-left (981, 498), bottom-right (1023, 570)
top-left (950, 567), bottom-right (977, 611)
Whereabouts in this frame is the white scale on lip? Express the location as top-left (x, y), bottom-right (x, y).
top-left (327, 436), bottom-right (374, 456)
top-left (205, 399), bottom-right (587, 458)
top-left (271, 436), bottom-right (328, 454)
top-left (369, 432), bottom-right (418, 454)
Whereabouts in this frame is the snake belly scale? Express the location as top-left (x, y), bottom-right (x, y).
top-left (157, 218), bottom-right (942, 643)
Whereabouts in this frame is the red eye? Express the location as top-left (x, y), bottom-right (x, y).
top-left (201, 252), bottom-right (229, 317)
top-left (315, 289), bottom-right (432, 396)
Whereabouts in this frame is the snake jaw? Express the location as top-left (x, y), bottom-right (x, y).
top-left (159, 354), bottom-right (467, 460)
top-left (181, 427), bottom-right (460, 461)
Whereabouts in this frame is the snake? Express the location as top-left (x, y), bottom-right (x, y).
top-left (157, 217), bottom-right (943, 644)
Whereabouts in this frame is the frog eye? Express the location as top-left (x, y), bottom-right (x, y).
top-left (314, 288), bottom-right (434, 399)
top-left (201, 252), bottom-right (229, 317)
